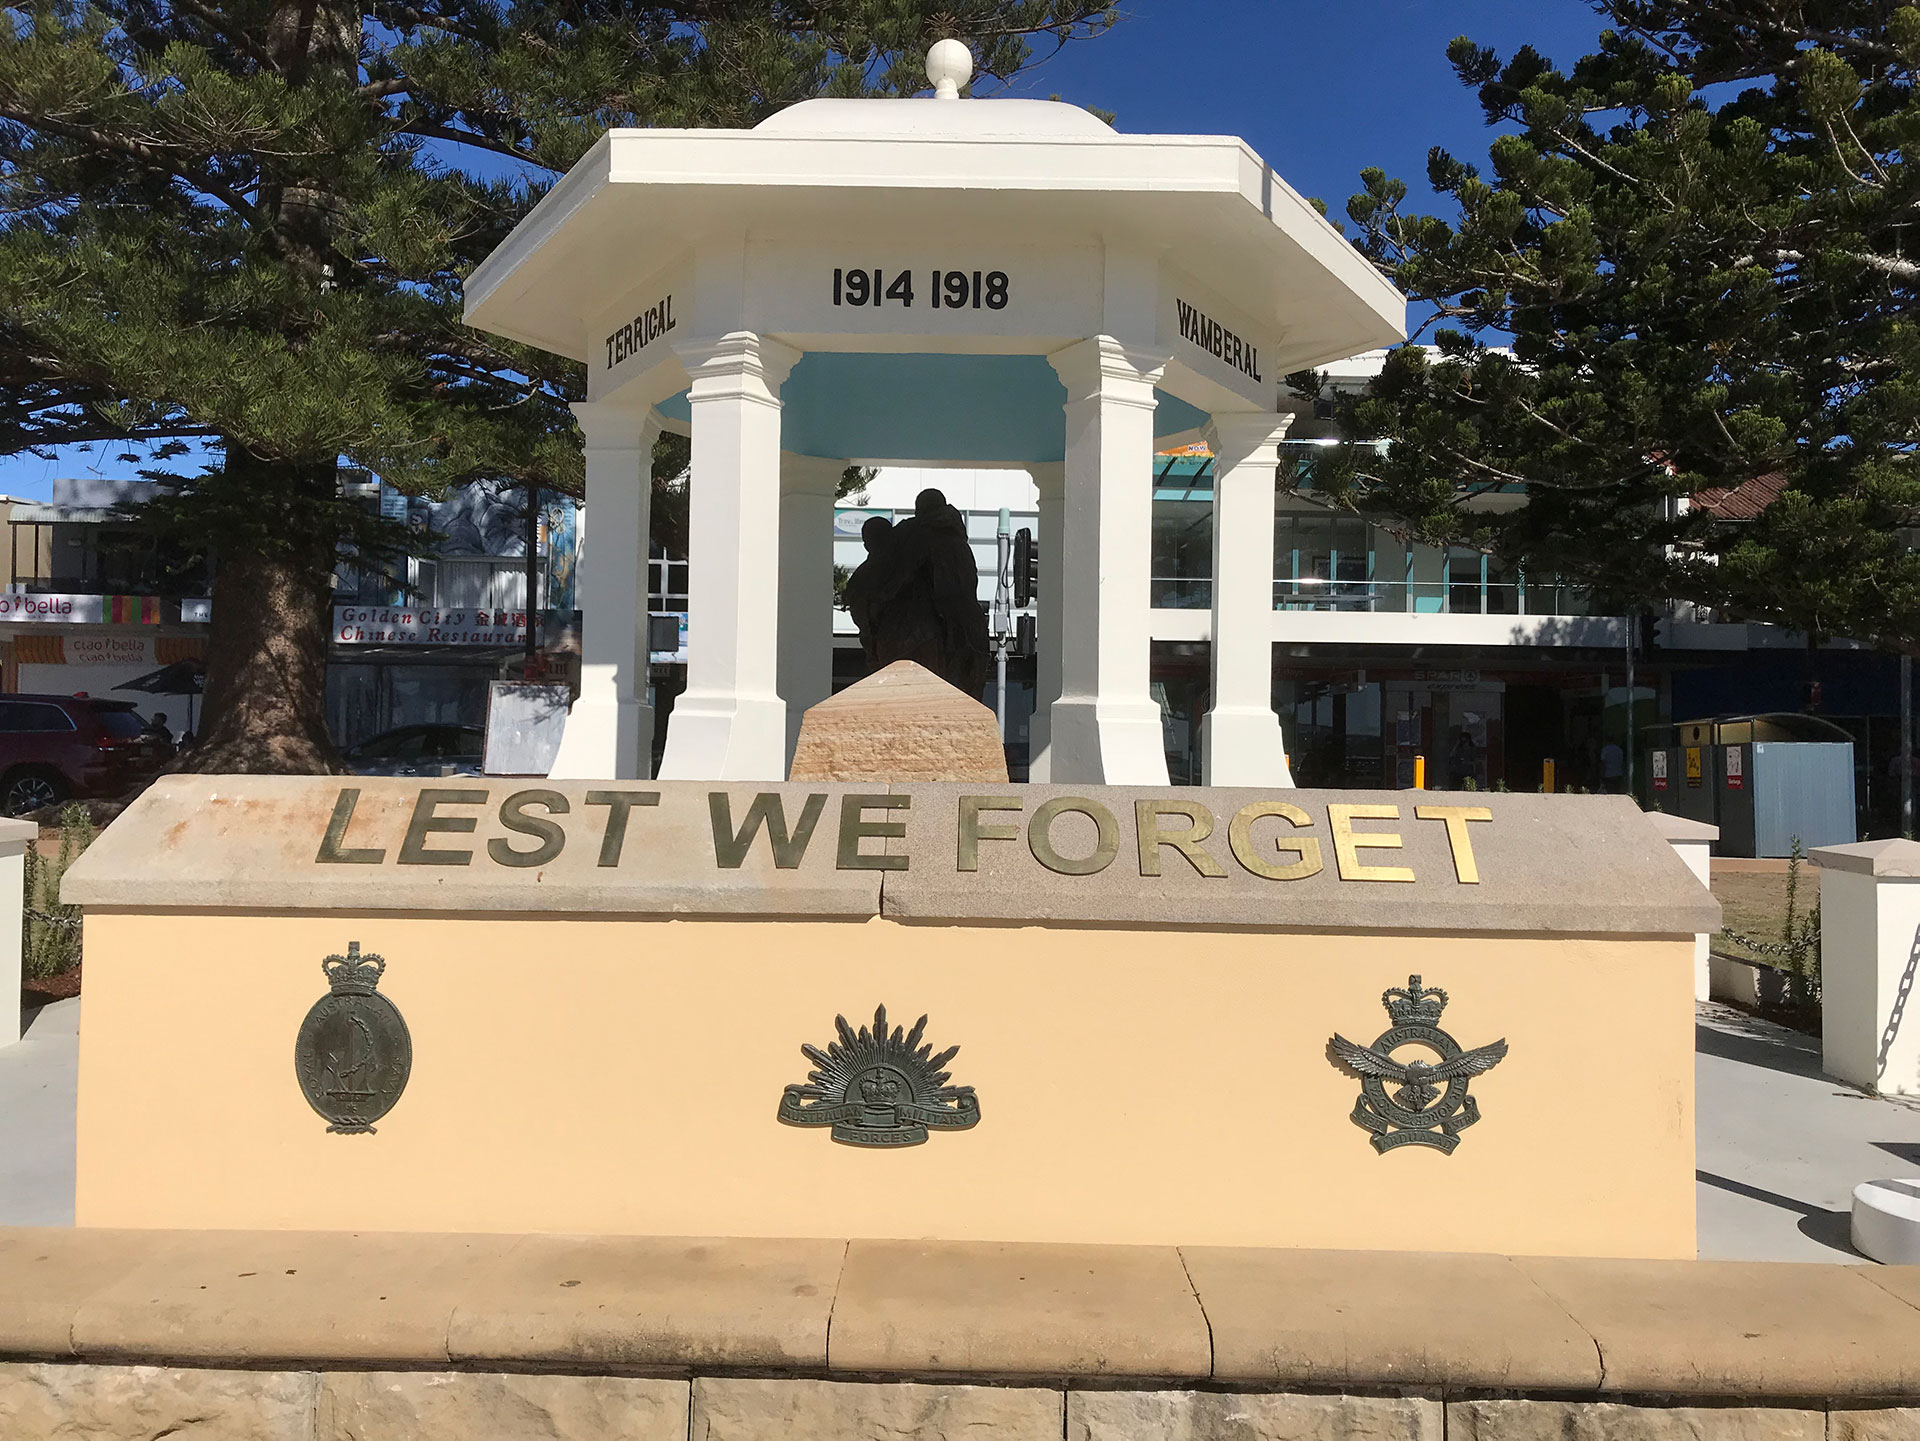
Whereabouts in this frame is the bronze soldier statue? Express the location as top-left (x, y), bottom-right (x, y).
top-left (843, 489), bottom-right (991, 697)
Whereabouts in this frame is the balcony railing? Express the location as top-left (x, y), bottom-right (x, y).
top-left (1149, 577), bottom-right (1595, 617)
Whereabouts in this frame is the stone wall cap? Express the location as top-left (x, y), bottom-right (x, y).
top-left (3, 1230), bottom-right (1920, 1396)
top-left (1642, 812), bottom-right (1719, 843)
top-left (63, 778), bottom-right (1720, 935)
top-left (1810, 837), bottom-right (1920, 877)
top-left (829, 1239), bottom-right (1210, 1379)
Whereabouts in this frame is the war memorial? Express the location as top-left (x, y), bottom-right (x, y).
top-left (4, 40), bottom-right (1920, 1441)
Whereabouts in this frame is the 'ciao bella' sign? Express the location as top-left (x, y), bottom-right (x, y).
top-left (316, 787), bottom-right (1492, 885)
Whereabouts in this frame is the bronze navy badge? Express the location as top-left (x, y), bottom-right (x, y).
top-left (295, 942), bottom-right (412, 1135)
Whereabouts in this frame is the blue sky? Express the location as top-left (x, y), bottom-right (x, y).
top-left (1, 0), bottom-right (1612, 501)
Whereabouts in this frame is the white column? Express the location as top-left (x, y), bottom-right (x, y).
top-left (1045, 337), bottom-right (1170, 785)
top-left (549, 403), bottom-right (659, 780)
top-left (1203, 412), bottom-right (1294, 787)
top-left (1646, 812), bottom-right (1718, 1001)
top-left (658, 331), bottom-right (799, 781)
top-left (1812, 839), bottom-right (1920, 1095)
top-left (0, 817), bottom-right (35, 1047)
top-left (779, 453), bottom-right (843, 770)
top-left (1026, 461), bottom-right (1064, 783)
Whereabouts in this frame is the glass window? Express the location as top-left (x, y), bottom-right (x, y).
top-left (1151, 498), bottom-right (1212, 608)
top-left (0, 702), bottom-right (75, 733)
top-left (354, 727), bottom-right (427, 760)
top-left (93, 708), bottom-right (147, 739)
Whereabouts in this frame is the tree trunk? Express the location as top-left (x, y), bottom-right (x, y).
top-left (186, 449), bottom-right (340, 773)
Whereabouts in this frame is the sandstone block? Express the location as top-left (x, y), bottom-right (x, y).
top-left (692, 1376), bottom-right (1060, 1441)
top-left (1070, 1389), bottom-right (1441, 1441)
top-left (1448, 1399), bottom-right (1823, 1441)
top-left (790, 662), bottom-right (1007, 783)
top-left (318, 1370), bottom-right (688, 1441)
top-left (831, 1239), bottom-right (1210, 1378)
top-left (1830, 1406), bottom-right (1920, 1441)
top-left (0, 1361), bottom-right (316, 1441)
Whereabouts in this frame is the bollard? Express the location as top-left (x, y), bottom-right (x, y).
top-left (1543, 758), bottom-right (1556, 793)
top-left (0, 816), bottom-right (40, 1047)
top-left (1644, 813), bottom-right (1718, 1002)
top-left (1412, 754), bottom-right (1426, 789)
top-left (1809, 839), bottom-right (1920, 1095)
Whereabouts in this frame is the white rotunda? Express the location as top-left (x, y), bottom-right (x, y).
top-left (464, 44), bottom-right (1406, 785)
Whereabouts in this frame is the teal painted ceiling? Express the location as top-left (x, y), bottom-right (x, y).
top-left (655, 352), bottom-right (1210, 463)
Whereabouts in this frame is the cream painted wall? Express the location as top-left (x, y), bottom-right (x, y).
top-left (77, 911), bottom-right (1695, 1257)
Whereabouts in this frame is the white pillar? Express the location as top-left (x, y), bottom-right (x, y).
top-left (1045, 337), bottom-right (1170, 786)
top-left (1646, 812), bottom-right (1718, 1002)
top-left (1026, 461), bottom-right (1064, 783)
top-left (658, 331), bottom-right (798, 781)
top-left (1203, 412), bottom-right (1293, 787)
top-left (549, 403), bottom-right (659, 780)
top-left (779, 453), bottom-right (843, 770)
top-left (0, 816), bottom-right (37, 1047)
top-left (1811, 839), bottom-right (1920, 1095)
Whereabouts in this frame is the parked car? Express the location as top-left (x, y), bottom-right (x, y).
top-left (340, 723), bottom-right (485, 777)
top-left (0, 694), bottom-right (170, 816)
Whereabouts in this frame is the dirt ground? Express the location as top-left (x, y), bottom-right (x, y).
top-left (1712, 867), bottom-right (1816, 963)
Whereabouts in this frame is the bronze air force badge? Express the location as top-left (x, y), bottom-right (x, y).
top-left (1328, 975), bottom-right (1507, 1154)
top-left (778, 1005), bottom-right (979, 1148)
top-left (295, 942), bottom-right (412, 1135)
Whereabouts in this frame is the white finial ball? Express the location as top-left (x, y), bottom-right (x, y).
top-left (927, 38), bottom-right (973, 100)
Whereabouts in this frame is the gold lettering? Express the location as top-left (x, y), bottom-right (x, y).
top-left (1227, 800), bottom-right (1323, 881)
top-left (1415, 805), bottom-right (1493, 884)
top-left (1328, 803), bottom-right (1415, 883)
top-left (397, 788), bottom-right (487, 866)
top-left (584, 790), bottom-right (660, 867)
top-left (1028, 796), bottom-right (1120, 876)
top-left (315, 787), bottom-right (385, 864)
top-left (1134, 799), bottom-right (1226, 878)
top-left (711, 792), bottom-right (827, 869)
top-left (837, 794), bottom-right (909, 871)
top-left (957, 795), bottom-right (1022, 872)
top-left (489, 789), bottom-right (569, 868)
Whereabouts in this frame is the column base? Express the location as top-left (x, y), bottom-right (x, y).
top-left (548, 694), bottom-right (654, 781)
top-left (657, 692), bottom-right (789, 781)
top-left (1201, 706), bottom-right (1294, 787)
top-left (1047, 697), bottom-right (1169, 785)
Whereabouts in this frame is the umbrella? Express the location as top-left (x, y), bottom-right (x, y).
top-left (114, 659), bottom-right (205, 734)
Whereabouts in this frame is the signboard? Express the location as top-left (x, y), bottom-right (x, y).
top-left (482, 682), bottom-right (571, 777)
top-left (65, 634), bottom-right (155, 669)
top-left (1685, 747), bottom-right (1703, 788)
top-left (0, 593), bottom-right (102, 623)
top-left (1725, 746), bottom-right (1744, 790)
top-left (333, 605), bottom-right (532, 646)
top-left (1651, 750), bottom-right (1668, 792)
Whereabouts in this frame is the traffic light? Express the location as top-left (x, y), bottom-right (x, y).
top-left (1014, 613), bottom-right (1037, 658)
top-left (1013, 527), bottom-right (1038, 607)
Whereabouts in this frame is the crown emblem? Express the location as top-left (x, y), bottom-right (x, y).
top-left (1382, 975), bottom-right (1448, 1025)
top-left (778, 1005), bottom-right (980, 1148)
top-left (321, 941), bottom-right (387, 995)
top-left (1328, 975), bottom-right (1507, 1154)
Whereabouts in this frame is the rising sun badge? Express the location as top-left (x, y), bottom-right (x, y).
top-left (778, 1005), bottom-right (980, 1148)
top-left (1328, 975), bottom-right (1507, 1154)
top-left (294, 942), bottom-right (412, 1135)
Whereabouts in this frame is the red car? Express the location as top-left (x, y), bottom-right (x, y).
top-left (0, 694), bottom-right (169, 816)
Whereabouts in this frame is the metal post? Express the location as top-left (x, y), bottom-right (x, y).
top-left (523, 484), bottom-right (540, 674)
top-left (1902, 652), bottom-right (1913, 837)
top-left (992, 507), bottom-right (1012, 738)
top-left (1625, 609), bottom-right (1636, 799)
